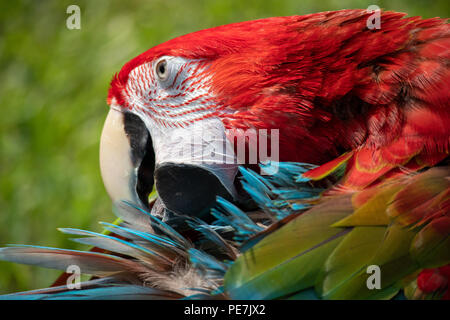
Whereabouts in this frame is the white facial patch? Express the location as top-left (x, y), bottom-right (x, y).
top-left (124, 57), bottom-right (239, 198)
top-left (126, 56), bottom-right (217, 126)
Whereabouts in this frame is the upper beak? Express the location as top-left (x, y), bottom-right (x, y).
top-left (99, 107), bottom-right (154, 210)
top-left (100, 106), bottom-right (239, 222)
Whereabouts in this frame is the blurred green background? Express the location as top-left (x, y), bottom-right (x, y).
top-left (0, 0), bottom-right (448, 294)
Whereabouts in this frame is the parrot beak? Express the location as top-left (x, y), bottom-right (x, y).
top-left (100, 105), bottom-right (239, 222)
top-left (99, 107), bottom-right (155, 210)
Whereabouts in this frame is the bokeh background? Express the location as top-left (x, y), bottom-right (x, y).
top-left (0, 0), bottom-right (448, 294)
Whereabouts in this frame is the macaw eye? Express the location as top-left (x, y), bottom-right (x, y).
top-left (155, 59), bottom-right (168, 81)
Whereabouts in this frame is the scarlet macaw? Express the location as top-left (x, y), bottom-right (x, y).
top-left (0, 9), bottom-right (449, 300)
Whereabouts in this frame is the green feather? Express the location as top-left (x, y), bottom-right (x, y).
top-left (316, 226), bottom-right (386, 299)
top-left (224, 197), bottom-right (352, 299)
top-left (324, 223), bottom-right (418, 299)
top-left (410, 217), bottom-right (450, 268)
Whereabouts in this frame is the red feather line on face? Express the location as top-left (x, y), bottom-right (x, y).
top-left (108, 9), bottom-right (449, 188)
top-left (119, 57), bottom-right (218, 128)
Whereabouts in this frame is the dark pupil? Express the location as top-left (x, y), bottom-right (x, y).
top-left (159, 63), bottom-right (166, 75)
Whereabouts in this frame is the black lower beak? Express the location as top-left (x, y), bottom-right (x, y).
top-left (155, 162), bottom-right (234, 220)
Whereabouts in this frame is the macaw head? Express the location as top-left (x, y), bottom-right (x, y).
top-left (100, 17), bottom-right (303, 221)
top-left (100, 47), bottom-right (240, 220)
top-left (101, 28), bottom-right (235, 221)
top-left (99, 15), bottom-right (355, 221)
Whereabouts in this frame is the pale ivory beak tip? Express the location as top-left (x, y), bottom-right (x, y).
top-left (100, 108), bottom-right (136, 205)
